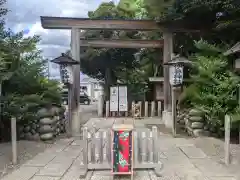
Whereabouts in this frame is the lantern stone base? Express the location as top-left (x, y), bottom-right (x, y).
top-left (162, 110), bottom-right (173, 128)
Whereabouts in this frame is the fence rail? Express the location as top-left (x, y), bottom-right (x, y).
top-left (99, 100), bottom-right (163, 118)
top-left (80, 126), bottom-right (162, 177)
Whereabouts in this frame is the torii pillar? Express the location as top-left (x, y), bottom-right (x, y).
top-left (162, 30), bottom-right (173, 128)
top-left (70, 28), bottom-right (81, 136)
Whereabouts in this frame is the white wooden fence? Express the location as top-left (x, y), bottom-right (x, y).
top-left (79, 126), bottom-right (162, 177)
top-left (98, 100), bottom-right (163, 117)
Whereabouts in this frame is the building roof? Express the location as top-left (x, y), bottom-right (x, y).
top-left (224, 42), bottom-right (240, 56)
top-left (81, 73), bottom-right (103, 83)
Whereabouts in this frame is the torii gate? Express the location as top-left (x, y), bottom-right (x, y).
top-left (40, 16), bottom-right (197, 136)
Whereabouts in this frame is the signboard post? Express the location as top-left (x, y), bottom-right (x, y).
top-left (110, 86), bottom-right (128, 115)
top-left (110, 86), bottom-right (119, 112)
top-left (118, 86), bottom-right (128, 112)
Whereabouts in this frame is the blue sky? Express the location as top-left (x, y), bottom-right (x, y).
top-left (5, 0), bottom-right (119, 80)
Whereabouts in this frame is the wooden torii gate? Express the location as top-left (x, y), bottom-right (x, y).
top-left (40, 16), bottom-right (196, 136)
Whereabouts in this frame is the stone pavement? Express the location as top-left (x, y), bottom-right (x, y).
top-left (1, 118), bottom-right (240, 180)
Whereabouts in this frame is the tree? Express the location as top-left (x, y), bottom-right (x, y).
top-left (0, 0), bottom-right (62, 141)
top-left (81, 2), bottom-right (141, 99)
top-left (179, 40), bottom-right (240, 134)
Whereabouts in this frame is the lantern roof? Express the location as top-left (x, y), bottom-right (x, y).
top-left (51, 53), bottom-right (80, 65)
top-left (164, 54), bottom-right (192, 66)
top-left (223, 42), bottom-right (240, 56)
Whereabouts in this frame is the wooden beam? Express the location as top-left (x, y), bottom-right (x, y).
top-left (80, 39), bottom-right (164, 48)
top-left (41, 16), bottom-right (160, 30)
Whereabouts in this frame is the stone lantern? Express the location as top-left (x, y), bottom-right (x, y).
top-left (51, 53), bottom-right (80, 136)
top-left (164, 55), bottom-right (192, 136)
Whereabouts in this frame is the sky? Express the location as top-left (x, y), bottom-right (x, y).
top-left (5, 0), bottom-right (119, 80)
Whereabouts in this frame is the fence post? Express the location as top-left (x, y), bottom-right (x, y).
top-left (131, 101), bottom-right (135, 117)
top-left (107, 129), bottom-right (111, 163)
top-left (102, 131), bottom-right (107, 162)
top-left (133, 131), bottom-right (138, 165)
top-left (151, 101), bottom-right (155, 117)
top-left (141, 131), bottom-right (147, 163)
top-left (144, 101), bottom-right (148, 117)
top-left (148, 131), bottom-right (153, 163)
top-left (152, 126), bottom-right (158, 163)
top-left (97, 95), bottom-right (103, 117)
top-left (11, 117), bottom-right (17, 165)
top-left (138, 101), bottom-right (142, 117)
top-left (95, 132), bottom-right (102, 163)
top-left (225, 115), bottom-right (231, 165)
top-left (88, 132), bottom-right (93, 164)
top-left (106, 101), bottom-right (110, 117)
top-left (82, 127), bottom-right (88, 166)
top-left (157, 101), bottom-right (162, 117)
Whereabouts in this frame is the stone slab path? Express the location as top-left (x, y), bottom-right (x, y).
top-left (2, 118), bottom-right (240, 180)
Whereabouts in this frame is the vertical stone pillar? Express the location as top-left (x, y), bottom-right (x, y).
top-left (163, 30), bottom-right (173, 128)
top-left (71, 28), bottom-right (81, 136)
top-left (98, 95), bottom-right (103, 117)
top-left (144, 101), bottom-right (148, 117)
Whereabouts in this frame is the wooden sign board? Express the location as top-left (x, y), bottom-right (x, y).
top-left (110, 86), bottom-right (119, 112)
top-left (118, 86), bottom-right (128, 112)
top-left (111, 124), bottom-right (133, 178)
top-left (110, 86), bottom-right (128, 112)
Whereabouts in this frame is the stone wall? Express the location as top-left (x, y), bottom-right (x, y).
top-left (178, 109), bottom-right (210, 137)
top-left (18, 106), bottom-right (67, 141)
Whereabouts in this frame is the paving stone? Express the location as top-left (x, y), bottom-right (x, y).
top-left (36, 161), bottom-right (72, 177)
top-left (114, 118), bottom-right (124, 124)
top-left (123, 118), bottom-right (134, 124)
top-left (71, 140), bottom-right (85, 146)
top-left (135, 118), bottom-right (163, 125)
top-left (1, 166), bottom-right (40, 180)
top-left (134, 170), bottom-right (150, 180)
top-left (52, 146), bottom-right (82, 161)
top-left (30, 176), bottom-right (60, 180)
top-left (209, 177), bottom-right (236, 180)
top-left (80, 171), bottom-right (94, 180)
top-left (43, 144), bottom-right (67, 154)
top-left (156, 138), bottom-right (179, 150)
top-left (179, 146), bottom-right (207, 159)
top-left (160, 158), bottom-right (195, 175)
top-left (55, 138), bottom-right (74, 145)
top-left (61, 165), bottom-right (86, 180)
top-left (148, 170), bottom-right (180, 180)
top-left (175, 168), bottom-right (209, 180)
top-left (90, 173), bottom-right (112, 180)
top-left (173, 139), bottom-right (195, 147)
top-left (191, 159), bottom-right (234, 177)
top-left (23, 152), bottom-right (56, 167)
top-left (91, 170), bottom-right (150, 180)
top-left (162, 147), bottom-right (190, 162)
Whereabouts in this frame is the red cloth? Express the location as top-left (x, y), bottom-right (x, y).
top-left (118, 131), bottom-right (130, 172)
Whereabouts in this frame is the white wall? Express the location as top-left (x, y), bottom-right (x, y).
top-left (80, 81), bottom-right (104, 100)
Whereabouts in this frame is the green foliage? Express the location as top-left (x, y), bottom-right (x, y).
top-left (180, 40), bottom-right (240, 129)
top-left (81, 2), bottom-right (147, 99)
top-left (0, 3), bottom-right (62, 125)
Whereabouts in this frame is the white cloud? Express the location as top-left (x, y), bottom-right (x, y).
top-left (5, 0), bottom-right (119, 79)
